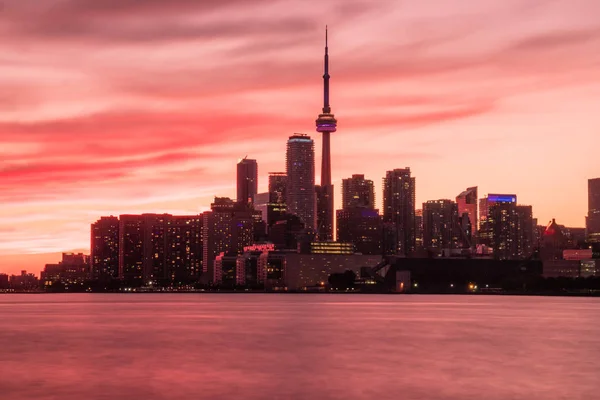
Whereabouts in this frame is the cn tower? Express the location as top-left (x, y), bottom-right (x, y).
top-left (315, 26), bottom-right (336, 241)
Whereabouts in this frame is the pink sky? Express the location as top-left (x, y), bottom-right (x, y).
top-left (1, 0), bottom-right (600, 275)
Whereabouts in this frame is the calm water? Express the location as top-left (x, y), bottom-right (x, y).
top-left (1, 294), bottom-right (599, 400)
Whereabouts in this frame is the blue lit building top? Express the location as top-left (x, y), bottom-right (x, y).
top-left (488, 194), bottom-right (517, 204)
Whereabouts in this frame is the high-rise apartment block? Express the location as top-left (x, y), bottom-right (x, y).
top-left (104, 214), bottom-right (203, 287)
top-left (383, 168), bottom-right (416, 255)
top-left (268, 172), bottom-right (287, 204)
top-left (286, 134), bottom-right (316, 230)
top-left (91, 216), bottom-right (120, 281)
top-left (203, 198), bottom-right (256, 283)
top-left (342, 174), bottom-right (375, 209)
top-left (479, 194), bottom-right (533, 260)
top-left (237, 158), bottom-right (258, 204)
top-left (422, 200), bottom-right (460, 252)
top-left (587, 178), bottom-right (600, 242)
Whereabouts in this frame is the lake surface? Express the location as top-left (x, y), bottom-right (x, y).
top-left (0, 294), bottom-right (599, 400)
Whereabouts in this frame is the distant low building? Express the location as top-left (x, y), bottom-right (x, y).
top-left (42, 253), bottom-right (91, 289)
top-left (543, 260), bottom-right (581, 278)
top-left (285, 253), bottom-right (381, 290)
top-left (9, 271), bottom-right (39, 291)
top-left (0, 274), bottom-right (9, 289)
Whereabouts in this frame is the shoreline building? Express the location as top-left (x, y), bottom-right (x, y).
top-left (118, 214), bottom-right (203, 287)
top-left (91, 216), bottom-right (120, 281)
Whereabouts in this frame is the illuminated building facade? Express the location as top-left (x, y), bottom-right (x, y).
top-left (91, 216), bottom-right (120, 281)
top-left (516, 205), bottom-right (534, 259)
top-left (203, 198), bottom-right (255, 284)
top-left (41, 253), bottom-right (91, 288)
top-left (165, 216), bottom-right (203, 286)
top-left (236, 158), bottom-right (258, 204)
top-left (422, 200), bottom-right (460, 252)
top-left (383, 168), bottom-right (416, 255)
top-left (118, 214), bottom-right (204, 287)
top-left (478, 194), bottom-right (533, 260)
top-left (119, 214), bottom-right (145, 286)
top-left (415, 209), bottom-right (424, 250)
top-left (268, 172), bottom-right (287, 203)
top-left (342, 174), bottom-right (375, 209)
top-left (336, 207), bottom-right (382, 255)
top-left (286, 134), bottom-right (316, 230)
top-left (309, 241), bottom-right (354, 255)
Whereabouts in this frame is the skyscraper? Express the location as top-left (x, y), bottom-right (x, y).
top-left (118, 214), bottom-right (145, 286)
top-left (91, 216), bottom-right (120, 281)
top-left (383, 168), bottom-right (416, 255)
top-left (516, 205), bottom-right (534, 258)
top-left (422, 200), bottom-right (460, 252)
top-left (286, 134), bottom-right (316, 229)
top-left (166, 215), bottom-right (203, 286)
top-left (315, 27), bottom-right (337, 241)
top-left (342, 174), bottom-right (375, 209)
top-left (236, 158), bottom-right (258, 204)
top-left (587, 178), bottom-right (600, 242)
top-left (456, 186), bottom-right (478, 246)
top-left (479, 194), bottom-right (522, 260)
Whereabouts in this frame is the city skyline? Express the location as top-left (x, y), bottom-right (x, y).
top-left (2, 0), bottom-right (600, 275)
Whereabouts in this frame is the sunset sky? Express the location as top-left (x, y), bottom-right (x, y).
top-left (1, 0), bottom-right (600, 275)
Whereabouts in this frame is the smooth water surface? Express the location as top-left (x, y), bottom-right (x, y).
top-left (1, 294), bottom-right (599, 400)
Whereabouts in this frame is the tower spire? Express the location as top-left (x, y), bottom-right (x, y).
top-left (323, 25), bottom-right (330, 114)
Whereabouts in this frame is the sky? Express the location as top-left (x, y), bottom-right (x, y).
top-left (1, 0), bottom-right (600, 275)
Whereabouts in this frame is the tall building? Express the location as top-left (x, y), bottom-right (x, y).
top-left (383, 168), bottom-right (416, 255)
top-left (587, 178), bottom-right (600, 242)
top-left (268, 172), bottom-right (287, 204)
top-left (166, 216), bottom-right (203, 286)
top-left (255, 192), bottom-right (286, 231)
top-left (422, 200), bottom-right (460, 252)
top-left (119, 214), bottom-right (145, 286)
top-left (479, 194), bottom-right (523, 260)
top-left (456, 186), bottom-right (478, 246)
top-left (236, 158), bottom-right (258, 204)
top-left (117, 214), bottom-right (202, 287)
top-left (202, 198), bottom-right (255, 283)
top-left (415, 209), bottom-right (424, 250)
top-left (286, 134), bottom-right (316, 230)
top-left (315, 27), bottom-right (337, 241)
top-left (342, 174), bottom-right (375, 209)
top-left (91, 216), bottom-right (120, 281)
top-left (516, 205), bottom-right (534, 259)
top-left (336, 208), bottom-right (382, 255)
